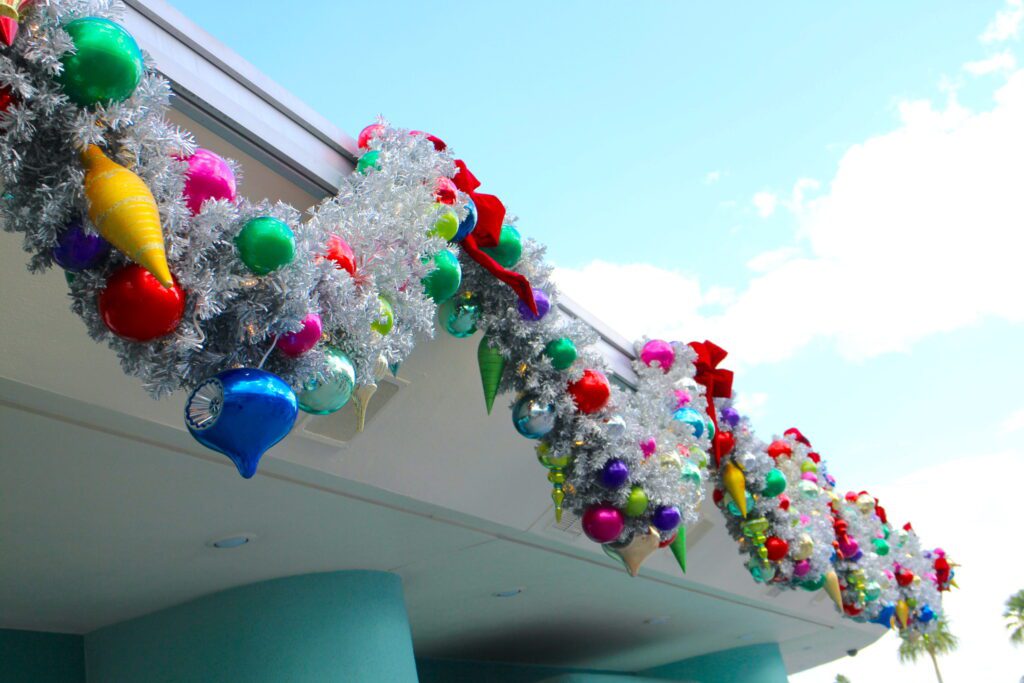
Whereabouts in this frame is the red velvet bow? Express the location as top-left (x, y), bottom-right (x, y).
top-left (784, 427), bottom-right (812, 447)
top-left (689, 340), bottom-right (735, 464)
top-left (453, 160), bottom-right (537, 314)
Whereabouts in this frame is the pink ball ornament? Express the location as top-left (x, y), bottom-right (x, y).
top-left (793, 559), bottom-right (811, 577)
top-left (182, 149), bottom-right (237, 215)
top-left (674, 389), bottom-right (691, 408)
top-left (276, 313), bottom-right (323, 358)
top-left (582, 504), bottom-right (625, 544)
top-left (640, 339), bottom-right (675, 372)
top-left (801, 471), bottom-right (818, 483)
top-left (640, 438), bottom-right (657, 458)
top-left (357, 123), bottom-right (385, 149)
top-left (799, 514), bottom-right (811, 526)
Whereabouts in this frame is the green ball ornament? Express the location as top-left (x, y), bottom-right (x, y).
top-left (761, 468), bottom-right (787, 497)
top-left (800, 574), bottom-right (826, 591)
top-left (59, 18), bottom-right (144, 107)
top-left (421, 249), bottom-right (461, 302)
top-left (298, 347), bottom-right (356, 415)
top-left (544, 337), bottom-right (577, 370)
top-left (624, 486), bottom-right (649, 517)
top-left (705, 417), bottom-right (716, 440)
top-left (438, 297), bottom-right (479, 338)
top-left (872, 537), bottom-right (890, 556)
top-left (431, 209), bottom-right (459, 241)
top-left (865, 582), bottom-right (882, 601)
top-left (536, 443), bottom-right (571, 470)
top-left (356, 150), bottom-right (381, 174)
top-left (800, 460), bottom-right (818, 473)
top-left (371, 295), bottom-right (394, 335)
top-left (481, 225), bottom-right (522, 268)
top-left (235, 216), bottom-right (295, 275)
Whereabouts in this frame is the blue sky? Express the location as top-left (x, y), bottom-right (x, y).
top-left (170, 1), bottom-right (1024, 678)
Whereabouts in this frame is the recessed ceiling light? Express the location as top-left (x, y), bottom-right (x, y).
top-left (491, 588), bottom-right (524, 598)
top-left (208, 533), bottom-right (256, 549)
top-left (644, 616), bottom-right (671, 626)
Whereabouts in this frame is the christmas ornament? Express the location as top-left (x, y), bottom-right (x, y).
top-left (58, 17), bottom-right (144, 107)
top-left (357, 123), bottom-right (384, 149)
top-left (0, 0), bottom-right (29, 47)
top-left (895, 600), bottom-right (909, 628)
top-left (625, 486), bottom-right (649, 517)
top-left (726, 491), bottom-right (754, 517)
top-left (185, 368), bottom-right (298, 479)
top-left (325, 234), bottom-right (356, 276)
top-left (481, 225), bottom-right (522, 268)
top-left (51, 217), bottom-right (109, 271)
top-left (431, 210), bottom-right (459, 241)
top-left (356, 150), bottom-right (380, 174)
top-left (544, 337), bottom-right (577, 370)
top-left (434, 177), bottom-right (457, 205)
top-left (600, 459), bottom-right (629, 488)
top-left (98, 264), bottom-right (184, 342)
top-left (297, 347), bottom-right (356, 415)
top-left (182, 148), bottom-right (236, 214)
top-left (536, 443), bottom-right (570, 522)
top-left (605, 527), bottom-right (660, 577)
top-left (793, 560), bottom-right (811, 578)
top-left (767, 440), bottom-right (792, 459)
top-left (761, 468), bottom-right (786, 497)
top-left (477, 336), bottom-right (505, 414)
top-left (792, 534), bottom-right (814, 560)
top-left (918, 605), bottom-right (934, 623)
top-left (517, 288), bottom-right (550, 321)
top-left (235, 216), bottom-right (295, 275)
top-left (409, 130), bottom-right (447, 151)
top-left (765, 536), bottom-right (789, 562)
top-left (0, 84), bottom-right (14, 113)
top-left (669, 527), bottom-right (687, 573)
top-left (824, 570), bottom-right (843, 610)
top-left (421, 249), bottom-right (461, 302)
top-left (652, 505), bottom-right (681, 532)
top-left (276, 313), bottom-right (322, 357)
top-left (567, 369), bottom-right (611, 414)
top-left (722, 461), bottom-right (748, 517)
top-left (582, 504), bottom-right (625, 544)
top-left (680, 459), bottom-right (702, 486)
top-left (895, 568), bottom-right (914, 587)
top-left (81, 145), bottom-right (172, 287)
top-left (371, 295), bottom-right (394, 335)
top-left (351, 356), bottom-right (388, 432)
top-left (439, 295), bottom-right (479, 337)
top-left (512, 394), bottom-right (556, 439)
top-left (454, 198), bottom-right (477, 241)
top-left (640, 339), bottom-right (675, 372)
top-left (872, 538), bottom-right (890, 556)
top-left (673, 406), bottom-right (706, 439)
top-left (721, 406), bottom-right (740, 427)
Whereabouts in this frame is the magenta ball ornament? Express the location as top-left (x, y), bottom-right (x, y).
top-left (640, 339), bottom-right (675, 372)
top-left (582, 505), bottom-right (625, 544)
top-left (182, 148), bottom-right (237, 214)
top-left (276, 313), bottom-right (322, 357)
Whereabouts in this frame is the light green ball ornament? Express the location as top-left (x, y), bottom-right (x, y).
top-left (624, 486), bottom-right (649, 517)
top-left (59, 18), bottom-right (144, 107)
top-left (235, 216), bottom-right (295, 275)
top-left (481, 225), bottom-right (522, 268)
top-left (371, 295), bottom-right (394, 335)
top-left (800, 460), bottom-right (818, 473)
top-left (421, 249), bottom-right (461, 302)
top-left (761, 468), bottom-right (787, 498)
top-left (544, 337), bottom-right (577, 370)
top-left (298, 347), bottom-right (356, 415)
top-left (356, 150), bottom-right (381, 174)
top-left (431, 209), bottom-right (459, 241)
top-left (536, 443), bottom-right (571, 470)
top-left (798, 479), bottom-right (819, 499)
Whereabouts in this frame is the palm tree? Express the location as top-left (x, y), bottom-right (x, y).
top-left (834, 675), bottom-right (851, 683)
top-left (898, 620), bottom-right (958, 683)
top-left (1005, 589), bottom-right (1024, 646)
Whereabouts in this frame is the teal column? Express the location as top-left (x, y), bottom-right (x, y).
top-left (0, 629), bottom-right (84, 683)
top-left (85, 571), bottom-right (417, 683)
top-left (640, 642), bottom-right (788, 683)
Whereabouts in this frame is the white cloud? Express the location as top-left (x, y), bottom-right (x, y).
top-left (705, 170), bottom-right (723, 184)
top-left (791, 451), bottom-right (1024, 683)
top-left (981, 0), bottom-right (1023, 43)
top-left (555, 70), bottom-right (1024, 368)
top-left (732, 391), bottom-right (768, 419)
top-left (963, 50), bottom-right (1017, 75)
top-left (753, 191), bottom-right (778, 217)
top-left (999, 406), bottom-right (1024, 434)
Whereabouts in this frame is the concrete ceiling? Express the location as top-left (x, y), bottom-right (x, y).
top-left (0, 107), bottom-right (883, 675)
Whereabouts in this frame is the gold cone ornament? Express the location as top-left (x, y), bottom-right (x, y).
top-left (604, 527), bottom-right (661, 577)
top-left (895, 599), bottom-right (909, 629)
top-left (352, 355), bottom-right (389, 433)
top-left (722, 461), bottom-right (748, 517)
top-left (823, 570), bottom-right (843, 611)
top-left (81, 145), bottom-right (172, 287)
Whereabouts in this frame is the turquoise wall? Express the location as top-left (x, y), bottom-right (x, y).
top-left (417, 658), bottom-right (640, 683)
top-left (85, 571), bottom-right (418, 683)
top-left (0, 629), bottom-right (84, 683)
top-left (642, 642), bottom-right (788, 683)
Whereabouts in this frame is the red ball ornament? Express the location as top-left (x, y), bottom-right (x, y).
top-left (357, 123), bottom-right (385, 150)
top-left (896, 569), bottom-right (914, 587)
top-left (767, 440), bottom-right (792, 459)
top-left (434, 177), bottom-right (457, 205)
top-left (98, 264), bottom-right (185, 342)
top-left (567, 369), bottom-right (611, 414)
top-left (325, 234), bottom-right (356, 277)
top-left (765, 536), bottom-right (789, 562)
top-left (777, 494), bottom-right (791, 511)
top-left (0, 85), bottom-right (15, 114)
top-left (712, 488), bottom-right (724, 505)
top-left (807, 451), bottom-right (821, 464)
top-left (843, 603), bottom-right (863, 617)
top-left (658, 531), bottom-right (678, 549)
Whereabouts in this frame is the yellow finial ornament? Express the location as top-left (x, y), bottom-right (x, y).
top-left (722, 461), bottom-right (748, 517)
top-left (81, 145), bottom-right (172, 287)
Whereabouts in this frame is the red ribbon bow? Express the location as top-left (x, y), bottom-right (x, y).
top-left (688, 340), bottom-right (735, 464)
top-left (452, 160), bottom-right (537, 314)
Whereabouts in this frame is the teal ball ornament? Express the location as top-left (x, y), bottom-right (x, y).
top-left (438, 297), bottom-right (480, 337)
top-left (673, 406), bottom-right (706, 439)
top-left (59, 18), bottom-right (144, 107)
top-left (512, 394), bottom-right (556, 439)
top-left (298, 347), bottom-right (357, 415)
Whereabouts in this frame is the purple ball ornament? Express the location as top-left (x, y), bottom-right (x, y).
top-left (640, 339), bottom-right (675, 372)
top-left (276, 313), bottom-right (323, 358)
top-left (721, 406), bottom-right (741, 428)
top-left (517, 288), bottom-right (550, 321)
top-left (52, 217), bottom-right (110, 271)
top-left (182, 148), bottom-right (237, 215)
top-left (582, 504), bottom-right (625, 544)
top-left (652, 505), bottom-right (681, 532)
top-left (600, 459), bottom-right (630, 488)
